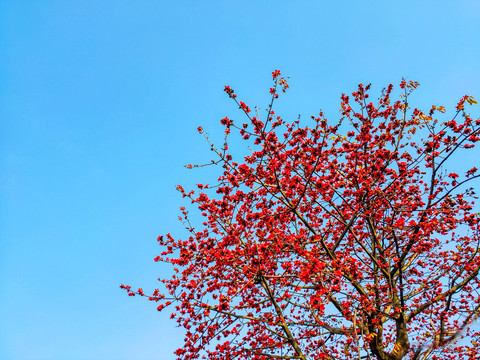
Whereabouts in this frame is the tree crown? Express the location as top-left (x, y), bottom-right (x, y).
top-left (122, 71), bottom-right (480, 360)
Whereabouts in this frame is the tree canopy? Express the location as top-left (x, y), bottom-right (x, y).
top-left (122, 71), bottom-right (480, 360)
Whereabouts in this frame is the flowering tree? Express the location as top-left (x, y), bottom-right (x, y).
top-left (122, 71), bottom-right (480, 360)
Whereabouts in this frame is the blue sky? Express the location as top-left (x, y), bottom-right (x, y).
top-left (1, 1), bottom-right (479, 359)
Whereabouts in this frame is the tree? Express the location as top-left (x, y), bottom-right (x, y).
top-left (122, 71), bottom-right (480, 360)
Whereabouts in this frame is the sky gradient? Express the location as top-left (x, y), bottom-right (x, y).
top-left (1, 1), bottom-right (479, 359)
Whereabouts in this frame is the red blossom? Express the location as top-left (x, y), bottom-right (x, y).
top-left (272, 69), bottom-right (281, 78)
top-left (224, 85), bottom-right (236, 99)
top-left (220, 117), bottom-right (232, 126)
top-left (239, 101), bottom-right (251, 114)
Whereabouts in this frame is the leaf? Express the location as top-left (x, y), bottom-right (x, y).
top-left (467, 96), bottom-right (478, 105)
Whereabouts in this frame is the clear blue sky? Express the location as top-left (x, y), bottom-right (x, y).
top-left (1, 1), bottom-right (479, 359)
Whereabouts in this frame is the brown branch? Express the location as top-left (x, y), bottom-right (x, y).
top-left (258, 274), bottom-right (307, 360)
top-left (407, 263), bottom-right (480, 322)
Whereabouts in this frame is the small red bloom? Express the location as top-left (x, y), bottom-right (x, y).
top-left (272, 69), bottom-right (281, 78)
